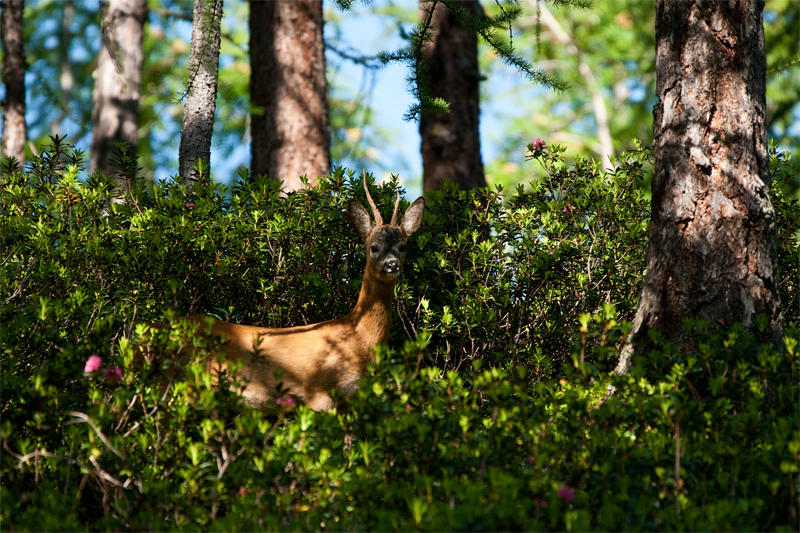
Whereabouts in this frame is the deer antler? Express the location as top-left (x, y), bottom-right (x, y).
top-left (389, 191), bottom-right (401, 226)
top-left (362, 169), bottom-right (383, 226)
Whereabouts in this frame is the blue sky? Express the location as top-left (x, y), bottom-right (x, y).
top-left (208, 0), bottom-right (539, 199)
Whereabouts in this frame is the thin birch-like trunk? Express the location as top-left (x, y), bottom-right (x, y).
top-left (1, 0), bottom-right (26, 163)
top-left (179, 0), bottom-right (223, 190)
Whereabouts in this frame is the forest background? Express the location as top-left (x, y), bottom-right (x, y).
top-left (2, 0), bottom-right (800, 530)
top-left (11, 0), bottom-right (800, 197)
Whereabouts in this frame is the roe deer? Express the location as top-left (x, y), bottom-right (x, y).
top-left (147, 180), bottom-right (425, 412)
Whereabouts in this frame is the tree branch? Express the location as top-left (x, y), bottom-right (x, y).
top-left (534, 1), bottom-right (614, 171)
top-left (65, 411), bottom-right (127, 460)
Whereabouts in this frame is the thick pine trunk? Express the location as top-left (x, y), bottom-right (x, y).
top-left (250, 0), bottom-right (330, 192)
top-left (1, 0), bottom-right (26, 163)
top-left (618, 0), bottom-right (781, 372)
top-left (179, 0), bottom-right (223, 189)
top-left (90, 0), bottom-right (147, 185)
top-left (419, 0), bottom-right (485, 192)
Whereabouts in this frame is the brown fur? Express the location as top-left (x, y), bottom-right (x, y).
top-left (147, 185), bottom-right (424, 412)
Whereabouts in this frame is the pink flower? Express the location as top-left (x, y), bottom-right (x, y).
top-left (531, 138), bottom-right (547, 150)
top-left (680, 346), bottom-right (693, 354)
top-left (84, 355), bottom-right (103, 373)
top-left (534, 497), bottom-right (548, 509)
top-left (527, 455), bottom-right (536, 464)
top-left (557, 485), bottom-right (576, 502)
top-left (282, 397), bottom-right (294, 407)
top-left (562, 204), bottom-right (575, 213)
top-left (238, 486), bottom-right (249, 496)
top-left (182, 203), bottom-right (195, 208)
top-left (104, 366), bottom-right (123, 382)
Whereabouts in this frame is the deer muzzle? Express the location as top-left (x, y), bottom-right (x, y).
top-left (382, 258), bottom-right (401, 275)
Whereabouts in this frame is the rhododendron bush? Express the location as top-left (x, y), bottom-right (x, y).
top-left (1, 138), bottom-right (797, 530)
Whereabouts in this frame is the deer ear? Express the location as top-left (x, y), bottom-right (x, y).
top-left (399, 197), bottom-right (425, 237)
top-left (348, 200), bottom-right (373, 240)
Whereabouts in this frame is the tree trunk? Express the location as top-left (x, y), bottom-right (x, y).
top-left (419, 0), bottom-right (486, 192)
top-left (1, 0), bottom-right (26, 163)
top-left (179, 0), bottom-right (223, 189)
top-left (90, 0), bottom-right (147, 186)
top-left (249, 0), bottom-right (330, 192)
top-left (50, 1), bottom-right (75, 136)
top-left (617, 0), bottom-right (781, 373)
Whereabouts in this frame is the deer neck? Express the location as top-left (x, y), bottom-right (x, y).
top-left (348, 268), bottom-right (396, 347)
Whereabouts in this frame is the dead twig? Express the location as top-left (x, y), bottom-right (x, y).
top-left (65, 411), bottom-right (127, 460)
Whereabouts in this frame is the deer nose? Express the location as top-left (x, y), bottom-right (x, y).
top-left (383, 258), bottom-right (400, 274)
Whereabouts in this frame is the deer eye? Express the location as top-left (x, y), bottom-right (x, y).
top-left (370, 245), bottom-right (379, 254)
top-left (398, 244), bottom-right (406, 252)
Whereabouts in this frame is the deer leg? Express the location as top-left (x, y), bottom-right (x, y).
top-left (305, 391), bottom-right (335, 412)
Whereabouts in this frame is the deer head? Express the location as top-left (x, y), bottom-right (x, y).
top-left (347, 177), bottom-right (425, 283)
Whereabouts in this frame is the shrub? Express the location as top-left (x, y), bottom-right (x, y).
top-left (1, 137), bottom-right (797, 530)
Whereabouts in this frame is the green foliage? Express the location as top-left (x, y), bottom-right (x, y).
top-left (378, 0), bottom-right (575, 121)
top-left (763, 0), bottom-right (800, 159)
top-left (1, 140), bottom-right (798, 530)
top-left (484, 1), bottom-right (800, 189)
top-left (770, 141), bottom-right (800, 319)
top-left (484, 0), bottom-right (657, 166)
top-left (22, 1), bottom-right (98, 148)
top-left (404, 142), bottom-right (651, 374)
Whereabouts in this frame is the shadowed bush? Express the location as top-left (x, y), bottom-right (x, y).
top-left (1, 137), bottom-right (797, 530)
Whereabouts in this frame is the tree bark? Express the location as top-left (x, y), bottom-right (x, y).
top-left (179, 0), bottom-right (223, 189)
top-left (250, 0), bottom-right (330, 192)
top-left (1, 0), bottom-right (26, 163)
top-left (617, 0), bottom-right (781, 373)
top-left (90, 0), bottom-right (147, 185)
top-left (419, 0), bottom-right (486, 192)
